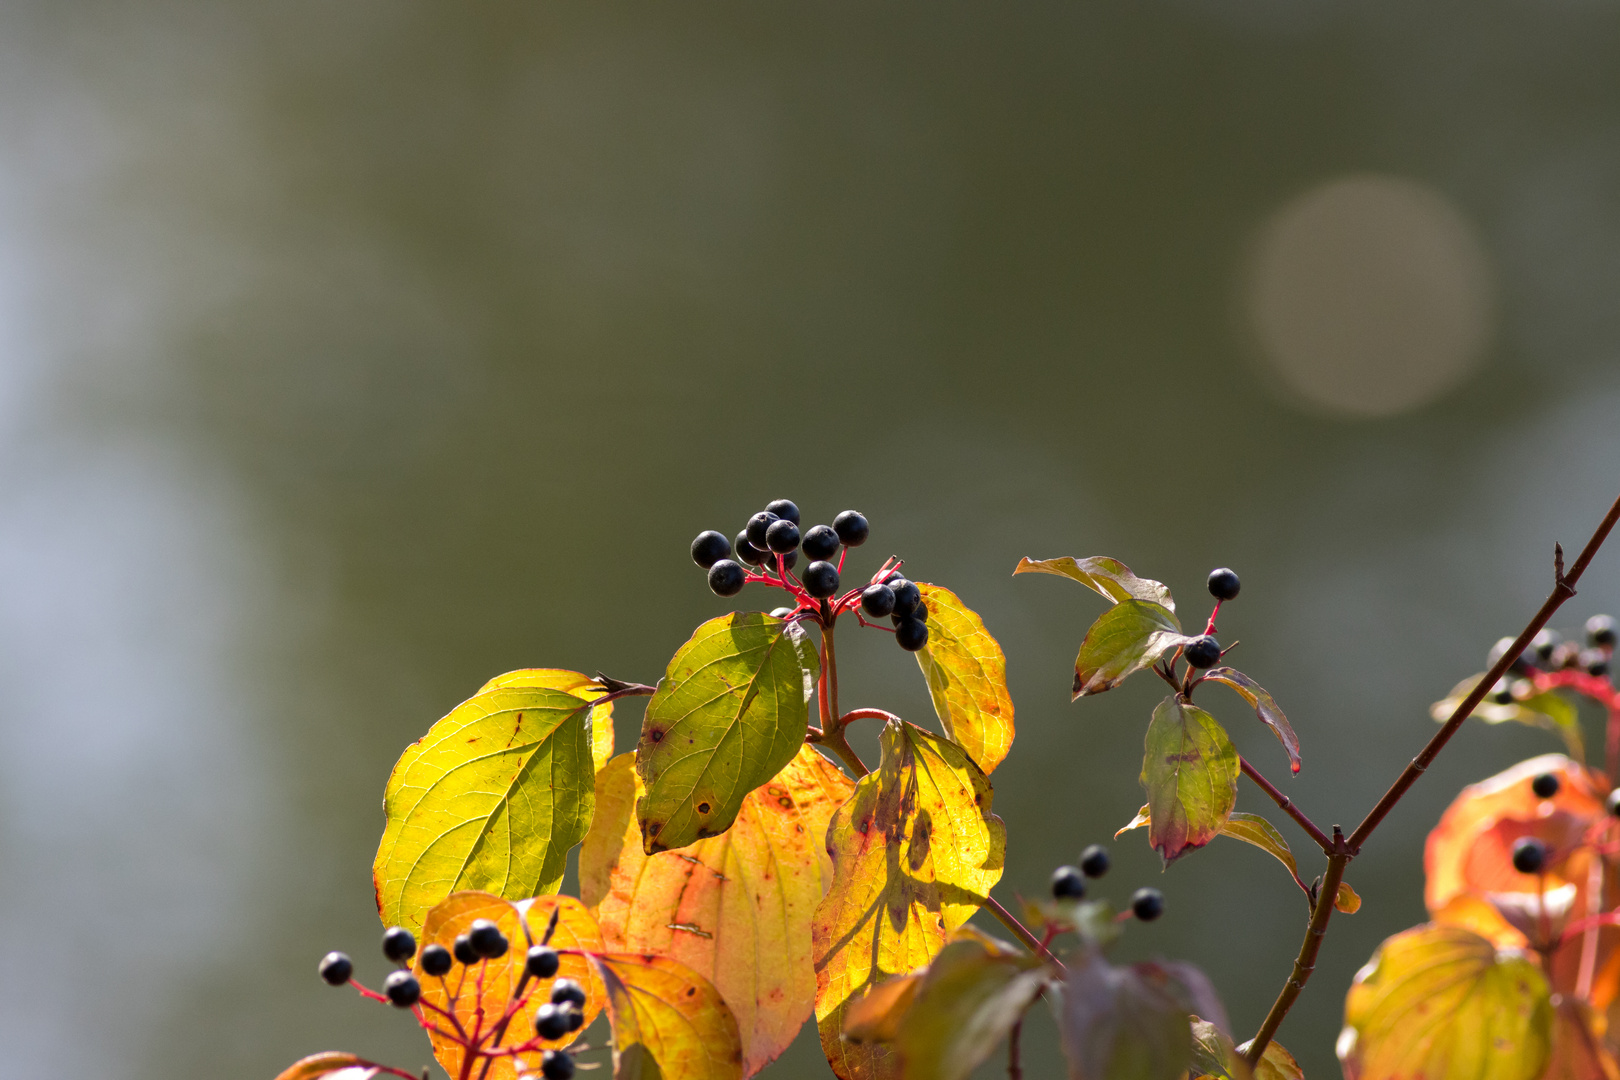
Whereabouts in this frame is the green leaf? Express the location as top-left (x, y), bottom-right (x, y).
top-left (1431, 674), bottom-right (1584, 762)
top-left (373, 682), bottom-right (595, 934)
top-left (1139, 697), bottom-right (1239, 865)
top-left (914, 583), bottom-right (1015, 773)
top-left (1339, 923), bottom-right (1552, 1080)
top-left (1013, 556), bottom-right (1175, 612)
top-left (636, 613), bottom-right (819, 853)
top-left (1074, 601), bottom-right (1195, 699)
top-left (1189, 1018), bottom-right (1248, 1080)
top-left (1201, 668), bottom-right (1301, 774)
top-left (1057, 950), bottom-right (1227, 1080)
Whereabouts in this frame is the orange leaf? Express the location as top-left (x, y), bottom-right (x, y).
top-left (271, 1053), bottom-right (376, 1080)
top-left (1545, 998), bottom-right (1620, 1080)
top-left (586, 952), bottom-right (745, 1080)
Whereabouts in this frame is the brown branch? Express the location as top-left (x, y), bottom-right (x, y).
top-left (982, 896), bottom-right (1063, 971)
top-left (1240, 756), bottom-right (1334, 854)
top-left (1243, 846), bottom-right (1350, 1067)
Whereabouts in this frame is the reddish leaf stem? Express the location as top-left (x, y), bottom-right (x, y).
top-left (1239, 756), bottom-right (1333, 854)
top-left (839, 708), bottom-right (901, 727)
top-left (983, 895), bottom-right (1064, 971)
top-left (1008, 1018), bottom-right (1023, 1080)
top-left (807, 620), bottom-right (870, 776)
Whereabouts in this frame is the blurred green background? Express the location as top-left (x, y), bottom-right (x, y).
top-left (2, 3), bottom-right (1618, 1078)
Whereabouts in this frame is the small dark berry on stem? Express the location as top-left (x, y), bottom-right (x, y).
top-left (896, 619), bottom-right (929, 652)
top-left (542, 1050), bottom-right (576, 1080)
top-left (734, 533), bottom-right (766, 566)
top-left (383, 969), bottom-right (421, 1008)
top-left (319, 951), bottom-right (353, 986)
top-left (1589, 614), bottom-right (1617, 648)
top-left (1511, 837), bottom-right (1549, 875)
top-left (804, 561), bottom-right (840, 598)
top-left (566, 1006), bottom-right (585, 1031)
top-left (1532, 629), bottom-right (1560, 663)
top-left (833, 511), bottom-right (869, 546)
top-left (533, 1003), bottom-right (571, 1041)
top-left (746, 512), bottom-right (779, 548)
top-left (1207, 568), bottom-right (1241, 601)
top-left (1489, 636), bottom-right (1537, 676)
top-left (469, 919), bottom-right (507, 959)
top-left (1609, 789), bottom-right (1620, 817)
top-left (1080, 845), bottom-right (1111, 878)
top-left (708, 560), bottom-right (745, 597)
top-left (766, 519), bottom-right (801, 554)
top-left (453, 934), bottom-right (477, 966)
top-left (765, 499), bottom-right (800, 525)
top-left (1051, 865), bottom-right (1086, 899)
top-left (802, 525), bottom-right (840, 560)
top-left (890, 580), bottom-right (921, 618)
top-left (778, 549), bottom-right (798, 571)
top-left (862, 584), bottom-right (896, 617)
top-left (551, 978), bottom-right (588, 1007)
top-left (691, 531), bottom-right (731, 569)
top-left (1131, 888), bottom-right (1165, 921)
top-left (1581, 649), bottom-right (1610, 677)
top-left (1531, 773), bottom-right (1560, 799)
top-left (420, 944), bottom-right (453, 977)
top-left (382, 926), bottom-right (416, 964)
top-left (527, 945), bottom-right (561, 980)
top-left (1486, 679), bottom-right (1514, 705)
top-left (1184, 636), bottom-right (1222, 669)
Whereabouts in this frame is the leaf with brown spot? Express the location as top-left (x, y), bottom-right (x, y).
top-left (586, 952), bottom-right (745, 1080)
top-left (580, 746), bottom-right (853, 1076)
top-left (477, 668), bottom-right (616, 772)
top-left (1139, 697), bottom-right (1238, 865)
top-left (912, 583), bottom-right (1015, 774)
top-left (813, 720), bottom-right (1007, 1080)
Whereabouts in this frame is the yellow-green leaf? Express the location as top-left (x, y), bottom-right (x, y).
top-left (477, 668), bottom-right (616, 771)
top-left (1190, 1018), bottom-right (1247, 1080)
top-left (1140, 697), bottom-right (1238, 865)
top-left (586, 952), bottom-right (745, 1080)
top-left (1201, 667), bottom-right (1300, 774)
top-left (1431, 674), bottom-right (1584, 762)
top-left (637, 613), bottom-right (819, 853)
top-left (1013, 556), bottom-right (1175, 612)
top-left (1338, 923), bottom-right (1552, 1080)
top-left (580, 747), bottom-right (853, 1076)
top-left (1074, 601), bottom-right (1194, 699)
top-left (884, 936), bottom-right (1048, 1080)
top-left (271, 1053), bottom-right (376, 1080)
top-left (374, 683), bottom-right (596, 933)
top-left (1231, 1036), bottom-right (1305, 1080)
top-left (913, 583), bottom-right (1015, 774)
top-left (813, 720), bottom-right (1007, 1080)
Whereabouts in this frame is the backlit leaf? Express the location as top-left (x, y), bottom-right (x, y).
top-left (884, 936), bottom-right (1048, 1080)
top-left (1201, 668), bottom-right (1300, 774)
top-left (1335, 883), bottom-right (1362, 915)
top-left (1190, 1019), bottom-right (1247, 1080)
top-left (477, 668), bottom-right (616, 772)
top-left (1432, 674), bottom-right (1585, 761)
top-left (374, 682), bottom-right (596, 933)
top-left (1140, 697), bottom-right (1238, 865)
top-left (580, 747), bottom-right (853, 1076)
top-left (1236, 1038), bottom-right (1305, 1080)
top-left (1544, 997), bottom-right (1620, 1080)
top-left (637, 613), bottom-right (819, 853)
top-left (1074, 600), bottom-right (1195, 699)
top-left (813, 720), bottom-right (1007, 1080)
top-left (271, 1054), bottom-right (377, 1080)
top-left (1058, 949), bottom-right (1221, 1080)
top-left (586, 951), bottom-right (745, 1080)
top-left (1338, 923), bottom-right (1552, 1080)
top-left (913, 583), bottom-right (1015, 773)
top-left (1013, 556), bottom-right (1175, 612)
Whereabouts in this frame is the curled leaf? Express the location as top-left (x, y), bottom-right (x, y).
top-left (1335, 882), bottom-right (1362, 915)
top-left (637, 613), bottom-right (819, 853)
top-left (1201, 667), bottom-right (1300, 774)
top-left (1013, 556), bottom-right (1175, 611)
top-left (1074, 600), bottom-right (1195, 699)
top-left (477, 668), bottom-right (617, 771)
top-left (1140, 697), bottom-right (1238, 865)
top-left (1432, 674), bottom-right (1584, 761)
top-left (587, 952), bottom-right (745, 1080)
top-left (913, 583), bottom-right (1015, 773)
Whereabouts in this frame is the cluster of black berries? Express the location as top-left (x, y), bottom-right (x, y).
top-left (318, 924), bottom-right (424, 1008)
top-left (1179, 568), bottom-right (1241, 670)
top-left (691, 499), bottom-right (868, 600)
top-left (860, 571), bottom-right (930, 652)
top-left (1485, 614), bottom-right (1616, 704)
top-left (1048, 845), bottom-right (1165, 922)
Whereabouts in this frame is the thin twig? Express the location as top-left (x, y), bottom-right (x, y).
top-left (1008, 1018), bottom-right (1023, 1080)
top-left (1243, 846), bottom-right (1350, 1066)
top-left (1239, 756), bottom-right (1333, 854)
top-left (983, 896), bottom-right (1064, 971)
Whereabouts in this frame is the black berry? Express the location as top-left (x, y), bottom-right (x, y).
top-left (1207, 568), bottom-right (1241, 602)
top-left (1184, 636), bottom-right (1221, 669)
top-left (833, 511), bottom-right (869, 546)
top-left (319, 951), bottom-right (353, 986)
top-left (1489, 636), bottom-right (1537, 676)
top-left (1589, 615), bottom-right (1617, 648)
top-left (384, 969), bottom-right (422, 1008)
top-left (861, 584), bottom-right (896, 617)
top-left (890, 580), bottom-right (921, 618)
top-left (1131, 888), bottom-right (1165, 922)
top-left (1609, 789), bottom-right (1620, 817)
top-left (802, 525), bottom-right (840, 560)
top-left (896, 619), bottom-right (929, 652)
top-left (527, 945), bottom-right (561, 980)
top-left (778, 549), bottom-right (798, 571)
top-left (551, 978), bottom-right (587, 1007)
top-left (1051, 865), bottom-right (1086, 899)
top-left (746, 512), bottom-right (779, 548)
top-left (420, 944), bottom-right (453, 977)
top-left (533, 1003), bottom-right (571, 1041)
top-left (1511, 837), bottom-right (1548, 875)
top-left (382, 926), bottom-right (417, 964)
top-left (1079, 845), bottom-right (1111, 878)
top-left (765, 499), bottom-right (800, 525)
top-left (1531, 773), bottom-right (1560, 799)
top-left (566, 1006), bottom-right (585, 1031)
top-left (1532, 629), bottom-right (1560, 663)
top-left (1582, 649), bottom-right (1610, 677)
top-left (691, 531), bottom-right (731, 569)
top-left (708, 560), bottom-right (746, 597)
top-left (765, 519), bottom-right (801, 554)
top-left (541, 1050), bottom-right (576, 1080)
top-left (804, 561), bottom-right (840, 598)
top-left (734, 532), bottom-right (766, 566)
top-left (468, 919), bottom-right (507, 959)
top-left (453, 934), bottom-right (477, 966)
top-left (1486, 679), bottom-right (1514, 705)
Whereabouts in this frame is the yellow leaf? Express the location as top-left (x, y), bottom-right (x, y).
top-left (586, 952), bottom-right (745, 1080)
top-left (913, 584), bottom-right (1015, 774)
top-left (271, 1053), bottom-right (376, 1080)
top-left (373, 682), bottom-right (596, 933)
top-left (580, 747), bottom-right (853, 1076)
top-left (813, 720), bottom-right (1007, 1080)
top-left (1339, 923), bottom-right (1552, 1080)
top-left (477, 668), bottom-right (616, 772)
